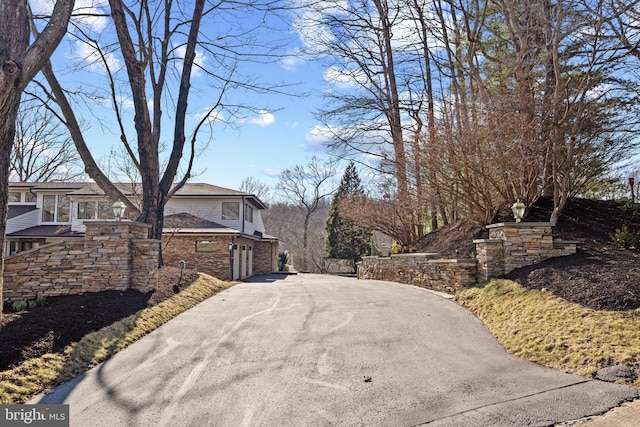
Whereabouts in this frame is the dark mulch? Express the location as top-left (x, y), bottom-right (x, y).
top-left (504, 197), bottom-right (640, 311)
top-left (416, 197), bottom-right (640, 312)
top-left (413, 218), bottom-right (485, 258)
top-left (0, 267), bottom-right (200, 372)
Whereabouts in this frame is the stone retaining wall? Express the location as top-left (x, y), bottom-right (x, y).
top-left (358, 254), bottom-right (478, 294)
top-left (3, 222), bottom-right (159, 303)
top-left (358, 222), bottom-right (578, 293)
top-left (474, 223), bottom-right (579, 281)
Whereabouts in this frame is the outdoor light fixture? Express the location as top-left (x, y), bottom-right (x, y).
top-left (511, 201), bottom-right (525, 223)
top-left (112, 200), bottom-right (126, 221)
top-left (228, 241), bottom-right (234, 281)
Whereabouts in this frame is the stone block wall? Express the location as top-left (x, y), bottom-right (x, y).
top-left (131, 239), bottom-right (159, 292)
top-left (253, 240), bottom-right (278, 275)
top-left (474, 222), bottom-right (577, 281)
top-left (358, 254), bottom-right (478, 294)
top-left (358, 222), bottom-right (578, 293)
top-left (3, 222), bottom-right (160, 304)
top-left (3, 240), bottom-right (85, 301)
top-left (162, 235), bottom-right (277, 280)
top-left (162, 234), bottom-right (231, 279)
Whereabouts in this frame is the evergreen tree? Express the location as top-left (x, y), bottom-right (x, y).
top-left (325, 162), bottom-right (372, 271)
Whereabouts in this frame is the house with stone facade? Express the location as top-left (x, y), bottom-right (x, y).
top-left (5, 182), bottom-right (278, 280)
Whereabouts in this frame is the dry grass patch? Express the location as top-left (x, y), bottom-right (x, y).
top-left (455, 279), bottom-right (640, 385)
top-left (0, 274), bottom-right (235, 404)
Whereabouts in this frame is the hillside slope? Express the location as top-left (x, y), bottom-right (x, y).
top-left (416, 197), bottom-right (640, 311)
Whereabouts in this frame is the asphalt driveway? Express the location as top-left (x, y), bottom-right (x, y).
top-left (34, 274), bottom-right (638, 426)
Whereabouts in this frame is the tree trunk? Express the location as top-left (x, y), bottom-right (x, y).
top-left (0, 0), bottom-right (75, 314)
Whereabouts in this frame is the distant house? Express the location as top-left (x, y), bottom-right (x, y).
top-left (6, 182), bottom-right (278, 280)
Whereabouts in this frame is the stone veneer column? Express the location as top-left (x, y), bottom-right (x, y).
top-left (476, 222), bottom-right (555, 279)
top-left (473, 239), bottom-right (504, 281)
top-left (82, 221), bottom-right (152, 293)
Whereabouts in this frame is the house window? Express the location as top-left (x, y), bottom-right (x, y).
top-left (42, 195), bottom-right (56, 222)
top-left (246, 204), bottom-right (254, 223)
top-left (8, 192), bottom-right (21, 203)
top-left (24, 192), bottom-right (36, 203)
top-left (57, 195), bottom-right (70, 222)
top-left (42, 194), bottom-right (70, 222)
top-left (78, 201), bottom-right (97, 219)
top-left (222, 202), bottom-right (239, 220)
top-left (196, 240), bottom-right (218, 252)
top-left (98, 201), bottom-right (114, 219)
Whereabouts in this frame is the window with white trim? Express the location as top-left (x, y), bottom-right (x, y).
top-left (42, 194), bottom-right (70, 223)
top-left (8, 192), bottom-right (21, 203)
top-left (222, 202), bottom-right (239, 220)
top-left (246, 204), bottom-right (254, 223)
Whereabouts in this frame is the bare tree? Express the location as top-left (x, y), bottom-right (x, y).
top-left (11, 99), bottom-right (83, 182)
top-left (296, 0), bottom-right (413, 231)
top-left (0, 0), bottom-right (74, 313)
top-left (240, 176), bottom-right (272, 202)
top-left (33, 0), bottom-right (292, 265)
top-left (262, 199), bottom-right (330, 272)
top-left (275, 156), bottom-right (338, 272)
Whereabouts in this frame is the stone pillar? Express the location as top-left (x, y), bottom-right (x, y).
top-left (474, 222), bottom-right (556, 280)
top-left (131, 239), bottom-right (160, 292)
top-left (82, 221), bottom-right (153, 293)
top-left (473, 239), bottom-right (504, 281)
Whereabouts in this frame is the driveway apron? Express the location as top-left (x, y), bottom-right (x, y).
top-left (33, 274), bottom-right (638, 426)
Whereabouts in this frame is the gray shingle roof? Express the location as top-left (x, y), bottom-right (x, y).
top-left (8, 205), bottom-right (37, 219)
top-left (8, 182), bottom-right (267, 209)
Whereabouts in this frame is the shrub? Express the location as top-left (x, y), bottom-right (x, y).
top-left (277, 251), bottom-right (289, 271)
top-left (611, 226), bottom-right (637, 249)
top-left (12, 301), bottom-right (27, 312)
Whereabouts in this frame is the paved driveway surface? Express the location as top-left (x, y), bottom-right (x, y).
top-left (34, 274), bottom-right (638, 426)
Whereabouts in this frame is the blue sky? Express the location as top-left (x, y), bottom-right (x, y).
top-left (30, 0), bottom-right (341, 193)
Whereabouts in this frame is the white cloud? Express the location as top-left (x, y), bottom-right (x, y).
top-left (291, 0), bottom-right (350, 52)
top-left (174, 44), bottom-right (207, 78)
top-left (323, 66), bottom-right (368, 88)
top-left (194, 107), bottom-right (225, 124)
top-left (281, 55), bottom-right (305, 72)
top-left (71, 40), bottom-right (121, 73)
top-left (262, 168), bottom-right (282, 177)
top-left (31, 0), bottom-right (109, 32)
top-left (249, 110), bottom-right (276, 127)
top-left (306, 125), bottom-right (334, 146)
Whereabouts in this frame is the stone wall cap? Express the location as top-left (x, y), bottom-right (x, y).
top-left (487, 222), bottom-right (554, 228)
top-left (86, 221), bottom-right (152, 228)
top-left (427, 259), bottom-right (478, 264)
top-left (473, 238), bottom-right (502, 243)
top-left (390, 252), bottom-right (440, 258)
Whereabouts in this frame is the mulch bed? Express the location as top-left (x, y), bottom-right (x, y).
top-left (0, 267), bottom-right (200, 372)
top-left (413, 197), bottom-right (640, 312)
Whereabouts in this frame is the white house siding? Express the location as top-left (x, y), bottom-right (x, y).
top-left (165, 197), bottom-right (265, 235)
top-left (7, 209), bottom-right (40, 234)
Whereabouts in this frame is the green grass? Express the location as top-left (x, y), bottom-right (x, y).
top-left (0, 274), bottom-right (235, 404)
top-left (455, 279), bottom-right (640, 385)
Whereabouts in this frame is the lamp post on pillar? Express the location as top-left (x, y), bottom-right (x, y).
top-left (630, 177), bottom-right (635, 204)
top-left (228, 241), bottom-right (234, 281)
top-left (111, 201), bottom-right (126, 221)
